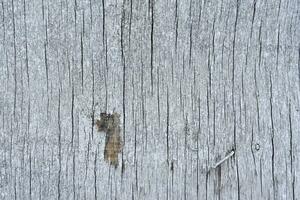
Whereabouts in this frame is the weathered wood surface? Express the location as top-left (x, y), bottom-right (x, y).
top-left (0, 0), bottom-right (299, 199)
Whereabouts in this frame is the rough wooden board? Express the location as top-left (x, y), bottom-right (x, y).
top-left (0, 0), bottom-right (299, 199)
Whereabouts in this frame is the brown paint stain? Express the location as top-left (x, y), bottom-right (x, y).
top-left (96, 112), bottom-right (122, 168)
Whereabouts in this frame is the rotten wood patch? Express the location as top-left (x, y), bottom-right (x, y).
top-left (96, 112), bottom-right (122, 168)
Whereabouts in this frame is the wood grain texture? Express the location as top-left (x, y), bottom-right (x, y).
top-left (0, 0), bottom-right (299, 199)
